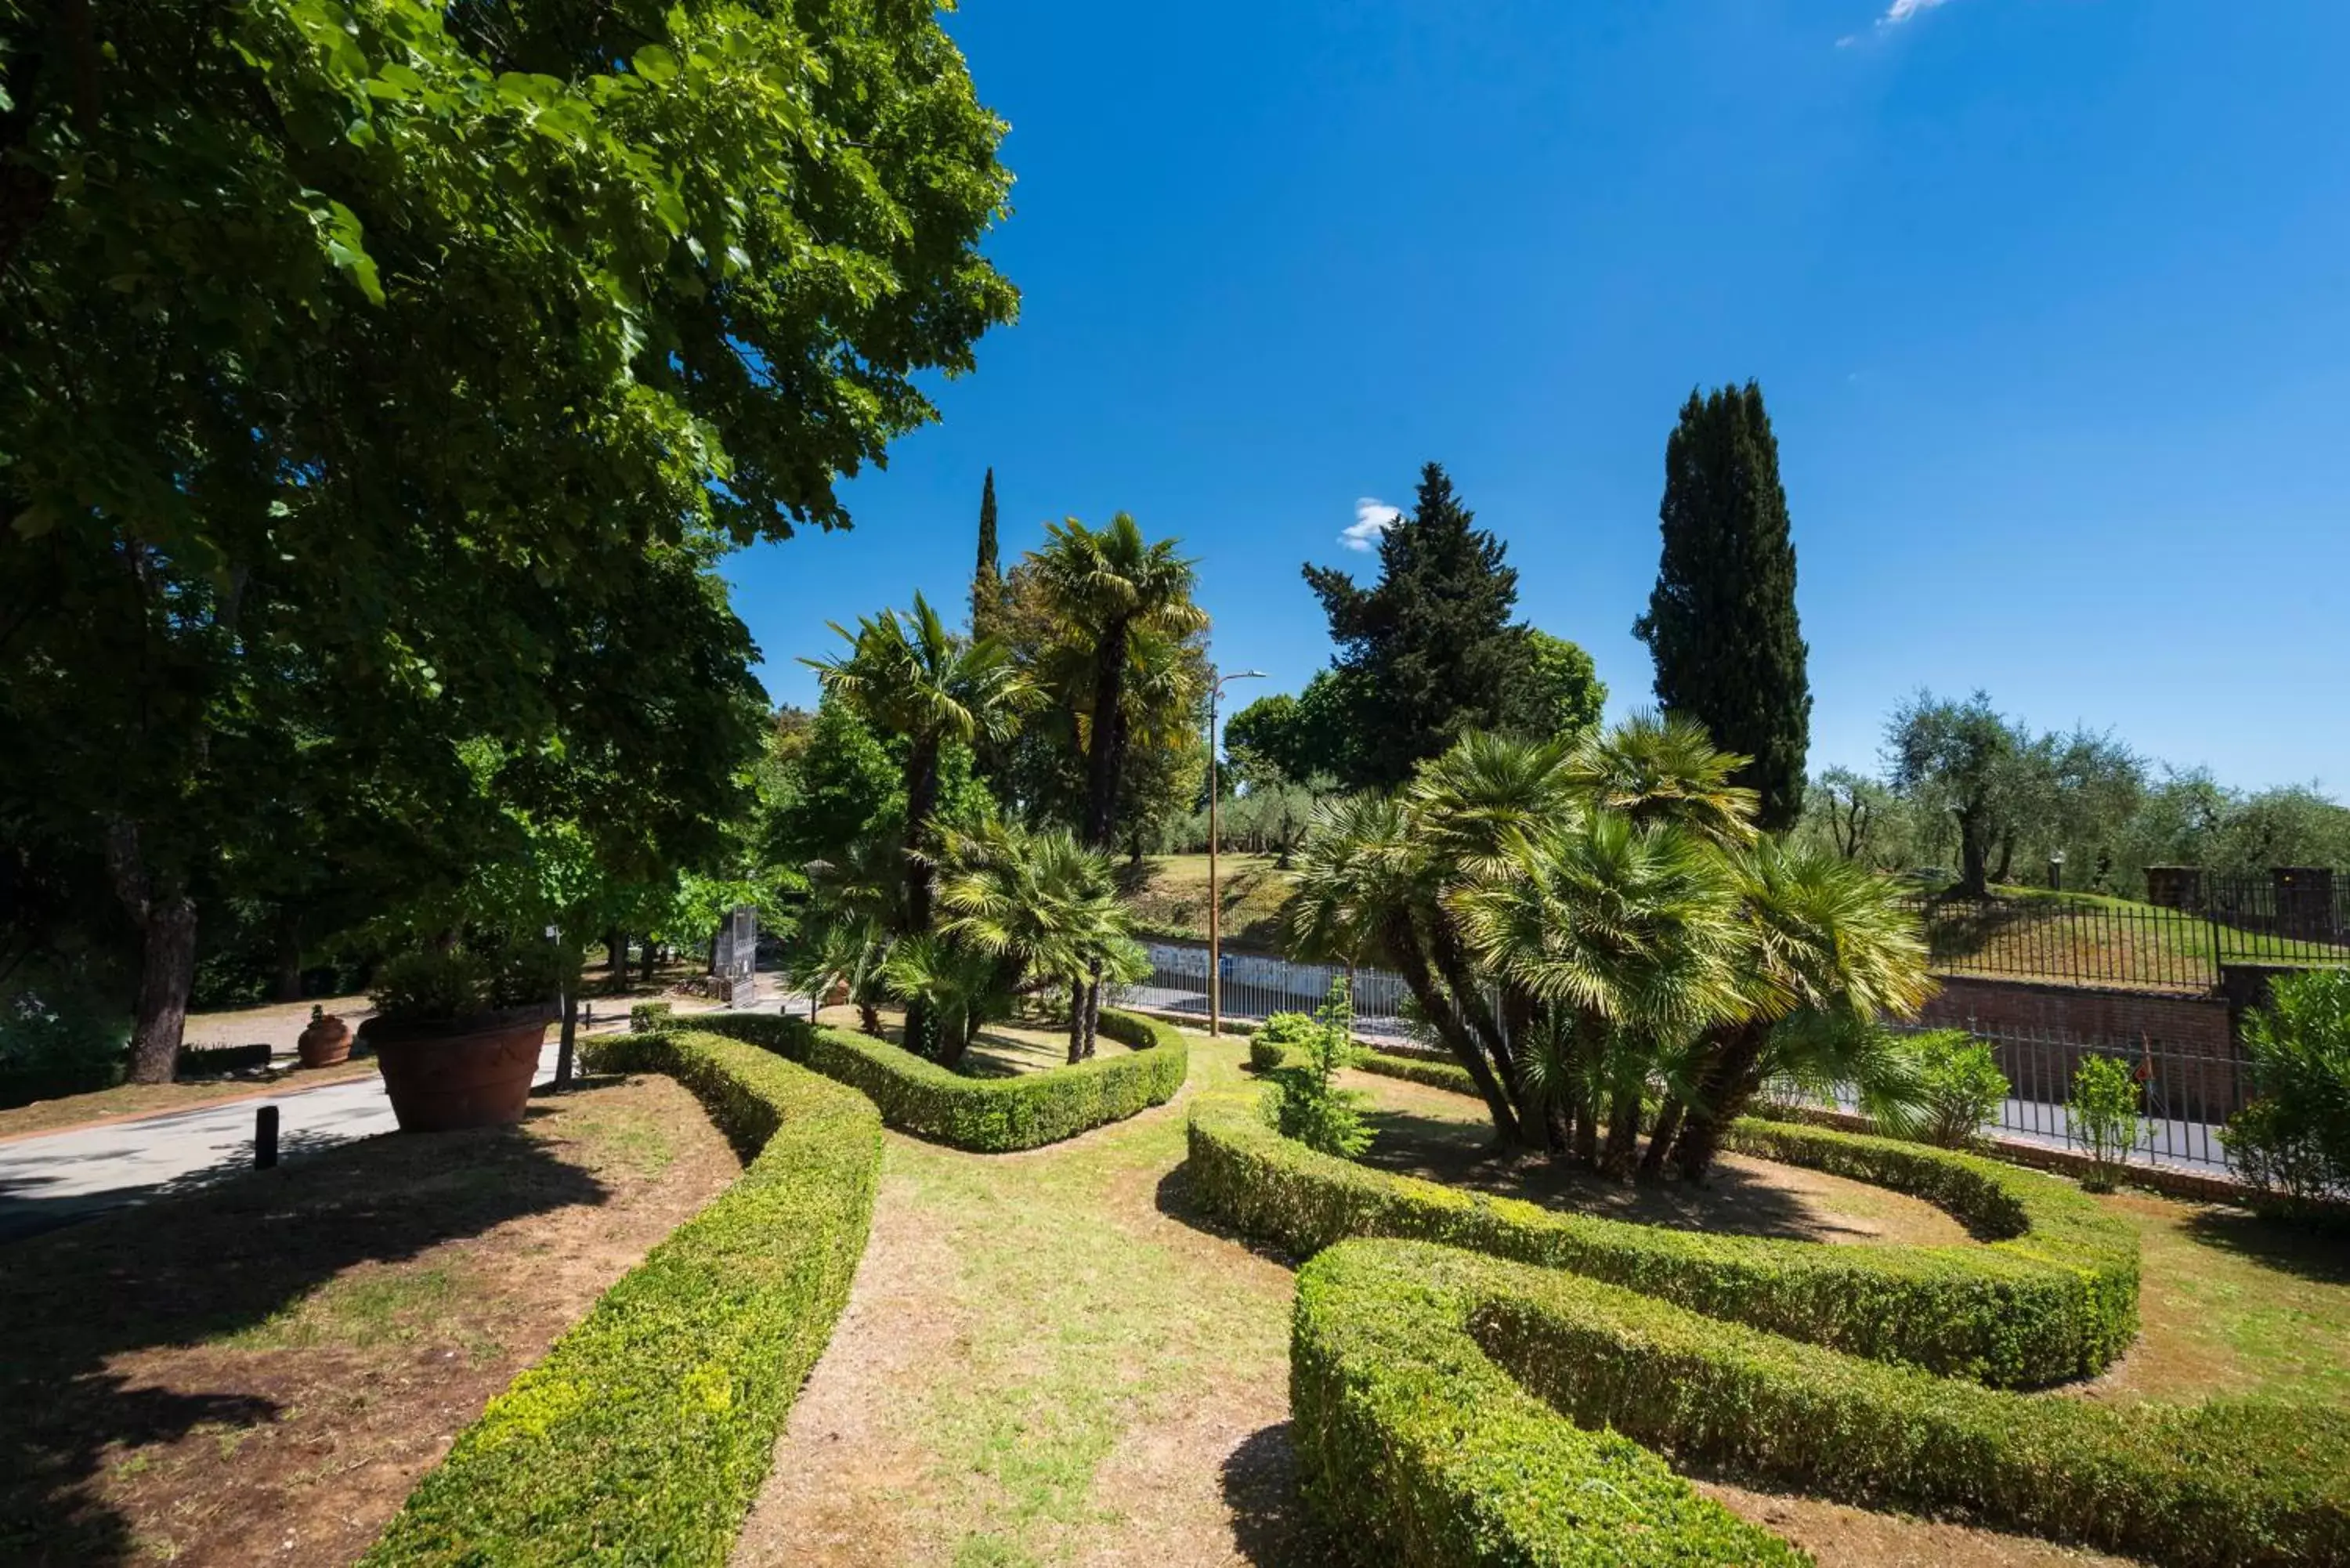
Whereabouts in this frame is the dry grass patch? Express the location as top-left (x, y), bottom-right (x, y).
top-left (0, 1073), bottom-right (739, 1567)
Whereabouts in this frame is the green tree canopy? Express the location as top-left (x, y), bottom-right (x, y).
top-left (0, 0), bottom-right (1018, 1076)
top-left (1302, 463), bottom-right (1537, 789)
top-left (1634, 383), bottom-right (1812, 831)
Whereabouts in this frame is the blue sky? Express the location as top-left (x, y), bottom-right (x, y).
top-left (724, 0), bottom-right (2350, 793)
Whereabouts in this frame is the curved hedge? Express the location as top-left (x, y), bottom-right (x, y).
top-left (1293, 1239), bottom-right (1802, 1567)
top-left (688, 1007), bottom-right (1188, 1152)
top-left (1189, 1096), bottom-right (2137, 1387)
top-left (364, 1030), bottom-right (881, 1566)
top-left (1303, 1239), bottom-right (2350, 1568)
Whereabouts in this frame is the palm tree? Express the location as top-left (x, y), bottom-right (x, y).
top-left (1563, 711), bottom-right (1760, 846)
top-left (1028, 514), bottom-right (1207, 1051)
top-left (799, 829), bottom-right (904, 1035)
top-left (937, 820), bottom-right (1142, 1063)
top-left (803, 593), bottom-right (1030, 1053)
top-left (1451, 812), bottom-right (1747, 1172)
top-left (879, 934), bottom-right (1008, 1069)
top-left (1654, 840), bottom-right (1933, 1180)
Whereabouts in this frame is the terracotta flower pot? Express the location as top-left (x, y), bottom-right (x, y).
top-left (361, 1009), bottom-right (550, 1133)
top-left (297, 1012), bottom-right (352, 1069)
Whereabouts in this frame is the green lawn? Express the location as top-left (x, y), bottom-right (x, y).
top-left (1115, 852), bottom-right (1295, 951)
top-left (1916, 882), bottom-right (2350, 992)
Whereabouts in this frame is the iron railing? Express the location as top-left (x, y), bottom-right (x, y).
top-left (1787, 1019), bottom-right (2251, 1177)
top-left (1111, 941), bottom-right (1420, 1046)
top-left (1897, 868), bottom-right (2348, 994)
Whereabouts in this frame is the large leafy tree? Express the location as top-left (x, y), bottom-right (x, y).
top-left (0, 0), bottom-right (1016, 1077)
top-left (1303, 463), bottom-right (1538, 789)
top-left (1634, 383), bottom-right (1812, 832)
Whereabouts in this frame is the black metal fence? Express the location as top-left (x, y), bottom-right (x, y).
top-left (1111, 940), bottom-right (1419, 1045)
top-left (1898, 867), bottom-right (2350, 994)
top-left (1788, 1019), bottom-right (2252, 1177)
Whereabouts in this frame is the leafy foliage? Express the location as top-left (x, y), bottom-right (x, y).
top-left (2225, 968), bottom-right (2350, 1214)
top-left (1188, 1094), bottom-right (2139, 1386)
top-left (1313, 1240), bottom-right (2347, 1568)
top-left (685, 1009), bottom-right (1188, 1153)
top-left (1300, 464), bottom-right (1542, 789)
top-left (1633, 382), bottom-right (1812, 831)
top-left (1911, 1028), bottom-right (2010, 1147)
top-left (2066, 1054), bottom-right (2143, 1192)
top-left (1260, 979), bottom-right (1372, 1158)
top-left (370, 1030), bottom-right (881, 1566)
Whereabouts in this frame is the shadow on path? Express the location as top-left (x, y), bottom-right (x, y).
top-left (0, 1107), bottom-right (609, 1566)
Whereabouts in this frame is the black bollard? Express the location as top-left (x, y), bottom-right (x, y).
top-left (255, 1104), bottom-right (279, 1169)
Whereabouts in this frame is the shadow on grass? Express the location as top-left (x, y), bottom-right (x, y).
top-left (1353, 1102), bottom-right (1862, 1243)
top-left (2180, 1205), bottom-right (2350, 1286)
top-left (1221, 1422), bottom-right (1343, 1567)
top-left (0, 1107), bottom-right (610, 1566)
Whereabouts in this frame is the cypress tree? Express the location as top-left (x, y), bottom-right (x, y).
top-left (1303, 462), bottom-right (1532, 789)
top-left (971, 466), bottom-right (1001, 635)
top-left (1632, 382), bottom-right (1812, 831)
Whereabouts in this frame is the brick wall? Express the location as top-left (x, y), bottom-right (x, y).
top-left (1920, 974), bottom-right (2232, 1050)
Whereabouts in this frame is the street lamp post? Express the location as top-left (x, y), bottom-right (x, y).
top-left (1207, 667), bottom-right (1266, 1037)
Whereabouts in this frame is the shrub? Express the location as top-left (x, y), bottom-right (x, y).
top-left (1261, 980), bottom-right (1371, 1158)
top-left (2067, 1053), bottom-right (2142, 1192)
top-left (370, 943), bottom-right (560, 1028)
top-left (175, 1042), bottom-right (273, 1078)
top-left (0, 987), bottom-right (128, 1107)
top-left (628, 1001), bottom-right (678, 1034)
top-left (366, 1029), bottom-right (880, 1566)
top-left (1188, 1096), bottom-right (2138, 1387)
top-left (1307, 1239), bottom-right (2348, 1568)
top-left (1293, 1239), bottom-right (1802, 1567)
top-left (680, 1007), bottom-right (1187, 1152)
top-left (1911, 1028), bottom-right (2008, 1147)
top-left (2225, 968), bottom-right (2350, 1215)
top-left (1248, 1011), bottom-right (1316, 1075)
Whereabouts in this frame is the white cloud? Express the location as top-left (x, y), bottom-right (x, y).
top-left (1340, 497), bottom-right (1401, 553)
top-left (1878, 0), bottom-right (1953, 27)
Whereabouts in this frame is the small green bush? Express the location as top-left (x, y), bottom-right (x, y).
top-left (683, 1007), bottom-right (1187, 1152)
top-left (2225, 968), bottom-right (2350, 1215)
top-left (175, 1042), bottom-right (273, 1078)
top-left (627, 1001), bottom-right (677, 1034)
top-left (370, 943), bottom-right (559, 1028)
top-left (1189, 1097), bottom-right (2138, 1387)
top-left (2067, 1053), bottom-right (2142, 1192)
top-left (365, 1030), bottom-right (880, 1566)
top-left (1261, 980), bottom-right (1372, 1158)
top-left (1911, 1028), bottom-right (2008, 1147)
top-left (0, 988), bottom-right (128, 1107)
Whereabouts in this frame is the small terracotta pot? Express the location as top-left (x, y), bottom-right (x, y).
top-left (297, 1012), bottom-right (352, 1069)
top-left (361, 1009), bottom-right (549, 1133)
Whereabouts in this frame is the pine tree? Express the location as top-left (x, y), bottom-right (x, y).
top-left (971, 467), bottom-right (1001, 636)
top-left (1632, 382), bottom-right (1813, 832)
top-left (1303, 462), bottom-right (1532, 789)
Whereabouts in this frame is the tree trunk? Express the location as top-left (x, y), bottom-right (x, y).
top-left (555, 988), bottom-right (579, 1089)
top-left (1067, 970), bottom-right (1086, 1064)
top-left (1385, 916), bottom-right (1522, 1145)
top-left (273, 909), bottom-right (304, 1003)
top-left (606, 929), bottom-right (626, 974)
top-left (1958, 809), bottom-right (1990, 898)
top-left (1640, 1097), bottom-right (1687, 1180)
top-left (642, 938), bottom-right (659, 985)
top-left (1672, 1021), bottom-right (1770, 1180)
top-left (1598, 1086), bottom-right (1643, 1180)
top-left (126, 894), bottom-right (197, 1085)
top-left (1082, 620), bottom-right (1131, 847)
top-left (859, 999), bottom-right (882, 1036)
top-left (1079, 965), bottom-right (1104, 1059)
top-left (1992, 828), bottom-right (2016, 887)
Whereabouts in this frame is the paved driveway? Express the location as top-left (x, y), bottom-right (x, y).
top-left (0, 1043), bottom-right (568, 1245)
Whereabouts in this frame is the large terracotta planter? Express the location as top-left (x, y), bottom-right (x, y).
top-left (362, 1009), bottom-right (550, 1133)
top-left (297, 1011), bottom-right (352, 1069)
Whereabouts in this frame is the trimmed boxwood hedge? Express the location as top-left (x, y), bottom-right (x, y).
top-left (1248, 1034), bottom-right (1482, 1097)
top-left (1308, 1239), bottom-right (2350, 1568)
top-left (684, 1007), bottom-right (1188, 1152)
top-left (1292, 1238), bottom-right (1806, 1566)
top-left (363, 1029), bottom-right (881, 1566)
top-left (1190, 1095), bottom-right (2138, 1387)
